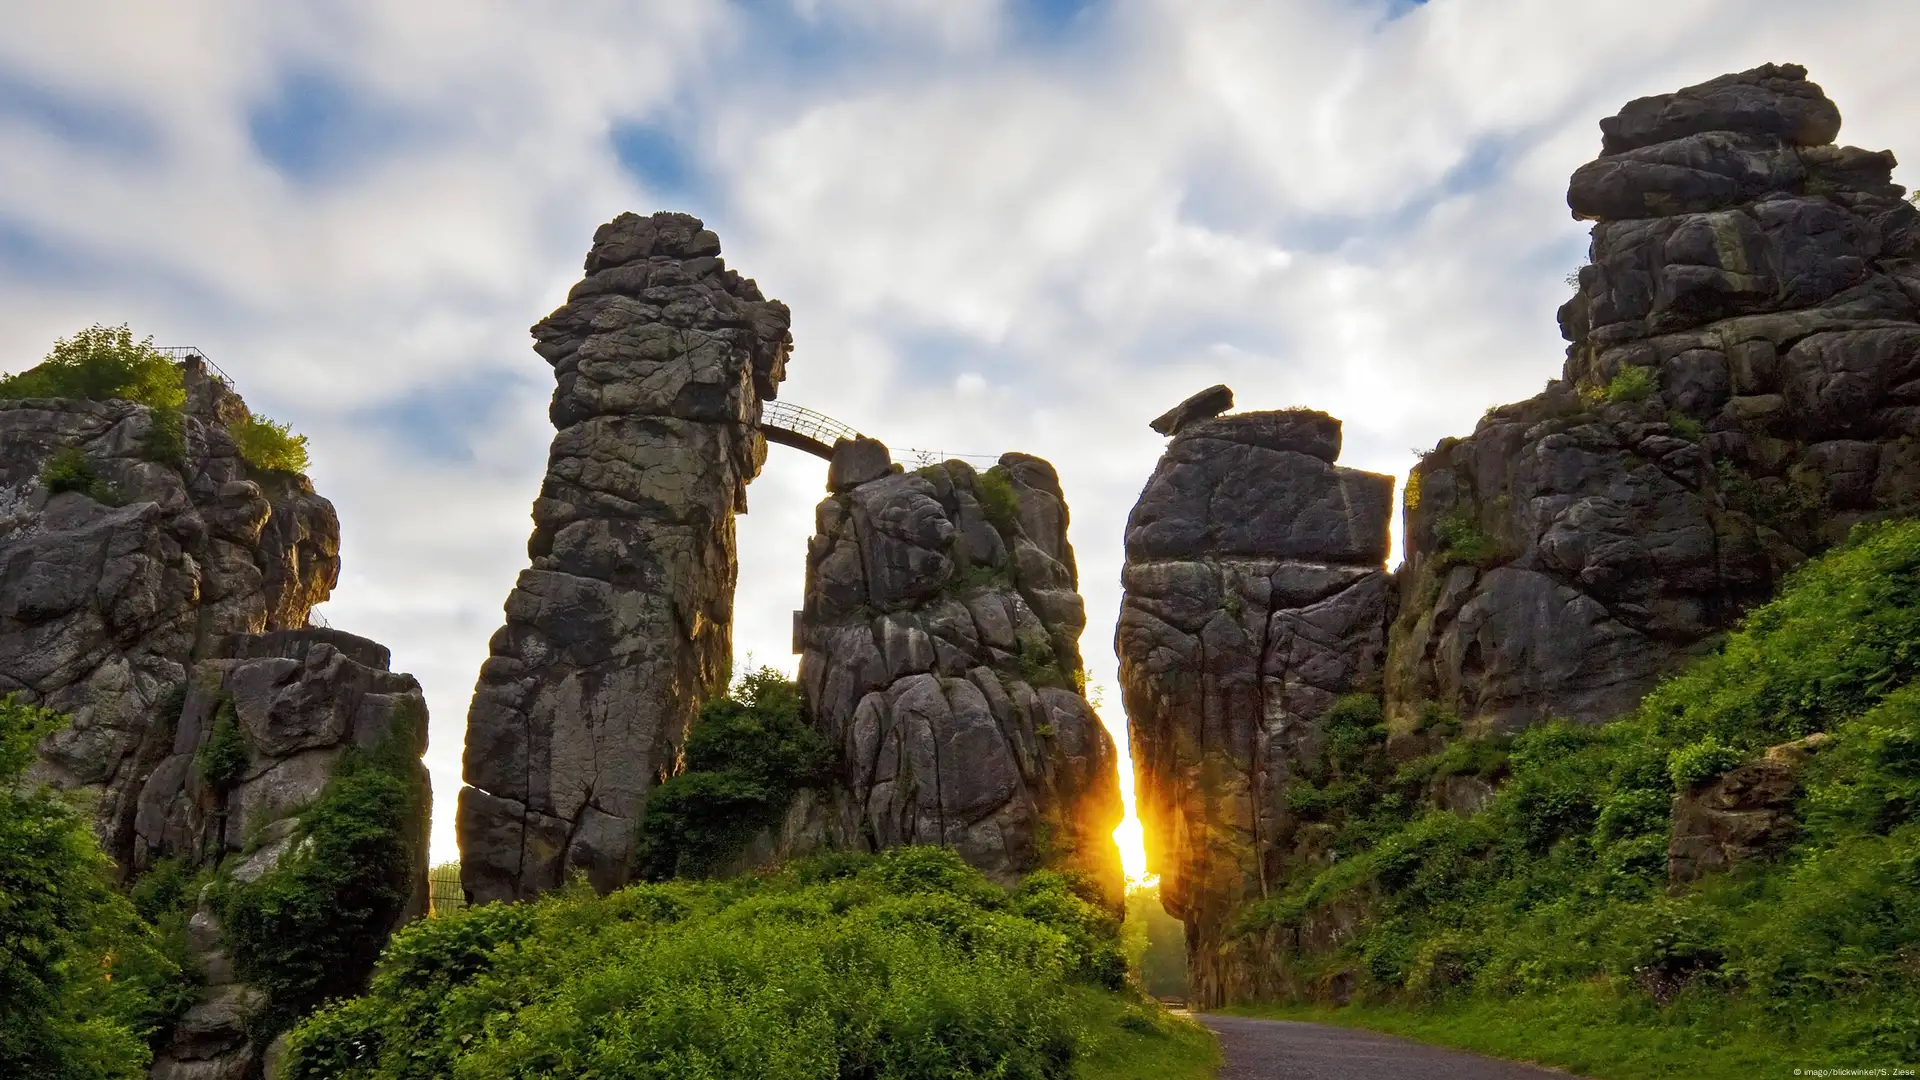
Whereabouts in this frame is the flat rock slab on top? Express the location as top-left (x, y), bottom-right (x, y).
top-left (1150, 383), bottom-right (1234, 436)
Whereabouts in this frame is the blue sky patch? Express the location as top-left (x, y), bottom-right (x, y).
top-left (610, 121), bottom-right (701, 209)
top-left (351, 367), bottom-right (532, 465)
top-left (248, 69), bottom-right (409, 183)
top-left (0, 67), bottom-right (154, 157)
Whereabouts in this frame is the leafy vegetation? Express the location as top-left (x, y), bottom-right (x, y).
top-left (976, 467), bottom-right (1022, 535)
top-left (216, 701), bottom-right (426, 1038)
top-left (1227, 520), bottom-right (1920, 1075)
top-left (1433, 509), bottom-right (1504, 568)
top-left (232, 413), bottom-right (311, 475)
top-left (1603, 364), bottom-right (1657, 403)
top-left (40, 449), bottom-right (118, 504)
top-left (0, 325), bottom-right (184, 408)
top-left (193, 697), bottom-right (249, 792)
top-left (0, 696), bottom-right (191, 1080)
top-left (282, 847), bottom-right (1215, 1080)
top-left (635, 669), bottom-right (834, 880)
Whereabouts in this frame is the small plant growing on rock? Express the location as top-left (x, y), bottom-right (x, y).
top-left (195, 697), bottom-right (250, 792)
top-left (1435, 509), bottom-right (1503, 568)
top-left (976, 467), bottom-right (1021, 535)
top-left (1667, 412), bottom-right (1704, 441)
top-left (1604, 365), bottom-right (1658, 404)
top-left (39, 448), bottom-right (117, 503)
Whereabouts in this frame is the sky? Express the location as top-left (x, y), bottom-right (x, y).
top-left (3, 0), bottom-right (1916, 870)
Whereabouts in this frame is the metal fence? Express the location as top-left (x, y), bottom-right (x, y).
top-left (428, 863), bottom-right (466, 915)
top-left (155, 346), bottom-right (237, 390)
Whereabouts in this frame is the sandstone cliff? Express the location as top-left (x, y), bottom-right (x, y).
top-left (1, 355), bottom-right (339, 856)
top-left (0, 351), bottom-right (430, 1076)
top-left (1116, 409), bottom-right (1395, 1003)
top-left (783, 442), bottom-right (1126, 902)
top-left (458, 211), bottom-right (794, 903)
top-left (1394, 61), bottom-right (1920, 734)
top-left (1121, 63), bottom-right (1920, 1007)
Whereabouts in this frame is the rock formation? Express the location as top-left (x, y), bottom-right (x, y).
top-left (1117, 407), bottom-right (1395, 1003)
top-left (1120, 63), bottom-right (1920, 1006)
top-left (458, 211), bottom-right (794, 903)
top-left (0, 353), bottom-right (429, 1076)
top-left (1395, 62), bottom-right (1919, 733)
top-left (1, 355), bottom-right (339, 856)
top-left (786, 441), bottom-right (1126, 902)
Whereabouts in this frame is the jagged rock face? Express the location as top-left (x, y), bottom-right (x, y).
top-left (1117, 410), bottom-right (1394, 1006)
top-left (1392, 62), bottom-right (1920, 734)
top-left (458, 212), bottom-right (793, 903)
top-left (0, 359), bottom-right (339, 854)
top-left (141, 628), bottom-right (430, 1080)
top-left (792, 451), bottom-right (1126, 904)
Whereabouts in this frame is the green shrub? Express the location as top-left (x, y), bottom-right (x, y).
top-left (218, 702), bottom-right (425, 1038)
top-left (1667, 412), bottom-right (1704, 441)
top-left (0, 696), bottom-right (188, 1079)
top-left (142, 407), bottom-right (185, 467)
top-left (40, 448), bottom-right (117, 504)
top-left (0, 325), bottom-right (184, 408)
top-left (193, 699), bottom-right (249, 792)
top-left (283, 848), bottom-right (1205, 1080)
top-left (1604, 365), bottom-right (1657, 403)
top-left (977, 467), bottom-right (1022, 535)
top-left (1667, 737), bottom-right (1743, 790)
top-left (232, 414), bottom-right (311, 474)
top-left (1434, 510), bottom-right (1504, 568)
top-left (636, 669), bottom-right (833, 879)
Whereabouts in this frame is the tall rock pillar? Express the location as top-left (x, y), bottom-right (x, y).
top-left (1117, 408), bottom-right (1394, 1006)
top-left (458, 212), bottom-right (792, 903)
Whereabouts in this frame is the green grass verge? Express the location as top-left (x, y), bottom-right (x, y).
top-left (1075, 993), bottom-right (1218, 1080)
top-left (1225, 984), bottom-right (1919, 1079)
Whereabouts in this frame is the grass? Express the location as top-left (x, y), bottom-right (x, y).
top-left (40, 448), bottom-right (119, 504)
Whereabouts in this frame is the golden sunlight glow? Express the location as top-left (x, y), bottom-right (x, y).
top-left (1093, 676), bottom-right (1154, 885)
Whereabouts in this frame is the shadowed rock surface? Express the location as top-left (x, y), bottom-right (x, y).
top-left (1118, 409), bottom-right (1395, 1004)
top-left (457, 212), bottom-right (793, 903)
top-left (1124, 63), bottom-right (1920, 1009)
top-left (771, 450), bottom-right (1125, 903)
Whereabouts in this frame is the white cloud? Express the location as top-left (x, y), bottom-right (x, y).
top-left (4, 0), bottom-right (1917, 864)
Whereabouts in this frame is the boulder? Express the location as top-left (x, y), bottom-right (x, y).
top-left (1149, 383), bottom-right (1234, 436)
top-left (828, 435), bottom-right (893, 491)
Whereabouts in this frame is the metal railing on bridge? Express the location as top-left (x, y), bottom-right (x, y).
top-left (755, 399), bottom-right (1001, 467)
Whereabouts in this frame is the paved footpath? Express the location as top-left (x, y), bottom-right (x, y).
top-left (1201, 1014), bottom-right (1576, 1080)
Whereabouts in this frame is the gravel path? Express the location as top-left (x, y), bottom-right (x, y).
top-left (1200, 1014), bottom-right (1575, 1080)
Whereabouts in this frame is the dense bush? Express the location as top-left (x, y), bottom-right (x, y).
top-left (0, 325), bottom-right (184, 408)
top-left (232, 413), bottom-right (310, 474)
top-left (636, 668), bottom-right (833, 879)
top-left (193, 698), bottom-right (249, 792)
top-left (283, 847), bottom-right (1206, 1080)
top-left (1234, 521), bottom-right (1920, 1066)
top-left (217, 702), bottom-right (425, 1037)
top-left (0, 696), bottom-right (190, 1080)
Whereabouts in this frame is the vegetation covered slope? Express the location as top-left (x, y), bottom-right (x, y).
top-left (1227, 520), bottom-right (1920, 1076)
top-left (284, 846), bottom-right (1216, 1080)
